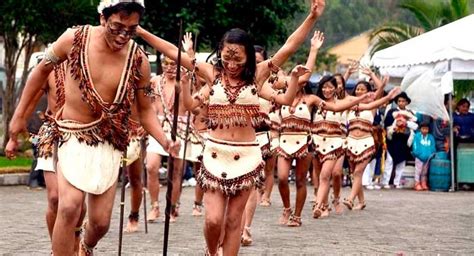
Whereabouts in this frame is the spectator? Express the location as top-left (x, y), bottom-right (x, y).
top-left (411, 122), bottom-right (436, 191)
top-left (453, 98), bottom-right (474, 142)
top-left (381, 92), bottom-right (416, 188)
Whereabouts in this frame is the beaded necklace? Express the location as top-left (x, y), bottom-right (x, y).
top-left (222, 72), bottom-right (248, 104)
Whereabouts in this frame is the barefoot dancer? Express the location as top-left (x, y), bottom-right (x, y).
top-left (136, 1), bottom-right (326, 254)
top-left (343, 83), bottom-right (401, 210)
top-left (7, 2), bottom-right (179, 254)
top-left (145, 55), bottom-right (192, 223)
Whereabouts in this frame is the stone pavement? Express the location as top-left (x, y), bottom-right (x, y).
top-left (0, 185), bottom-right (473, 255)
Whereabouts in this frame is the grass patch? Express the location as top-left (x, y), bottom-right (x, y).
top-left (0, 156), bottom-right (33, 168)
top-left (0, 156), bottom-right (32, 174)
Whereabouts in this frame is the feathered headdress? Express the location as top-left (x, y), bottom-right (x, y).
top-left (97, 0), bottom-right (145, 14)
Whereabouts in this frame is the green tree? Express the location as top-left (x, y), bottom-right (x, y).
top-left (315, 0), bottom-right (404, 46)
top-left (370, 0), bottom-right (473, 99)
top-left (279, 0), bottom-right (414, 73)
top-left (370, 0), bottom-right (471, 55)
top-left (0, 0), bottom-right (98, 148)
top-left (141, 0), bottom-right (304, 53)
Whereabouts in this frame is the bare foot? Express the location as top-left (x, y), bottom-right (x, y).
top-left (321, 206), bottom-right (330, 218)
top-left (124, 219), bottom-right (139, 233)
top-left (353, 201), bottom-right (366, 210)
top-left (147, 205), bottom-right (160, 223)
top-left (332, 198), bottom-right (344, 215)
top-left (192, 203), bottom-right (203, 216)
top-left (259, 197), bottom-right (271, 207)
top-left (162, 212), bottom-right (177, 223)
top-left (278, 208), bottom-right (292, 225)
top-left (241, 226), bottom-right (252, 246)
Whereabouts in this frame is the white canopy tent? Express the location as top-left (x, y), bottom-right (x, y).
top-left (371, 14), bottom-right (474, 191)
top-left (372, 14), bottom-right (474, 79)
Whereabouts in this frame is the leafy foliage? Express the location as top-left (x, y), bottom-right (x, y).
top-left (454, 80), bottom-right (474, 100)
top-left (0, 0), bottom-right (99, 43)
top-left (142, 0), bottom-right (304, 52)
top-left (370, 0), bottom-right (472, 56)
top-left (369, 23), bottom-right (423, 56)
top-left (0, 0), bottom-right (99, 148)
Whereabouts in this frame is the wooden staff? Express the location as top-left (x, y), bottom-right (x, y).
top-left (118, 150), bottom-right (128, 255)
top-left (163, 19), bottom-right (183, 256)
top-left (141, 137), bottom-right (148, 234)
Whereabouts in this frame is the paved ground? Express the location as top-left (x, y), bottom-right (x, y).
top-left (0, 184), bottom-right (473, 255)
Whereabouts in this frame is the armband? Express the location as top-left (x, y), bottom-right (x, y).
top-left (44, 45), bottom-right (60, 65)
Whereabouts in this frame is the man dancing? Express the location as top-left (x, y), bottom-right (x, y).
top-left (6, 1), bottom-right (178, 255)
top-left (146, 55), bottom-right (195, 223)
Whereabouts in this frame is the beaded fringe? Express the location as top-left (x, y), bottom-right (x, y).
top-left (197, 161), bottom-right (265, 196)
top-left (346, 145), bottom-right (376, 164)
top-left (312, 122), bottom-right (345, 136)
top-left (316, 146), bottom-right (345, 164)
top-left (280, 117), bottom-right (312, 132)
top-left (276, 144), bottom-right (310, 160)
top-left (207, 104), bottom-right (262, 129)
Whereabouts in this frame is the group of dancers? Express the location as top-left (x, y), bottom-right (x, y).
top-left (5, 0), bottom-right (404, 255)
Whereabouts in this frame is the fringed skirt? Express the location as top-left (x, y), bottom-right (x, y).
top-left (56, 119), bottom-right (122, 195)
top-left (197, 136), bottom-right (265, 196)
top-left (312, 134), bottom-right (345, 163)
top-left (346, 135), bottom-right (376, 164)
top-left (276, 132), bottom-right (310, 159)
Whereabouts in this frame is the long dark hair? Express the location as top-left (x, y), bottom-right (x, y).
top-left (351, 81), bottom-right (372, 96)
top-left (316, 75), bottom-right (337, 100)
top-left (334, 73), bottom-right (346, 99)
top-left (102, 2), bottom-right (145, 20)
top-left (213, 28), bottom-right (256, 85)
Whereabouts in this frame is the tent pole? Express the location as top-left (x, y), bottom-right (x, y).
top-left (448, 60), bottom-right (456, 192)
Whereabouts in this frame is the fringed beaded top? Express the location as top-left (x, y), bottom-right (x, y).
top-left (280, 98), bottom-right (311, 133)
top-left (207, 74), bottom-right (263, 130)
top-left (63, 25), bottom-right (143, 151)
top-left (312, 110), bottom-right (346, 136)
top-left (257, 97), bottom-right (281, 132)
top-left (347, 109), bottom-right (374, 133)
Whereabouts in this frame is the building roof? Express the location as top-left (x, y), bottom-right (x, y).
top-left (328, 31), bottom-right (371, 66)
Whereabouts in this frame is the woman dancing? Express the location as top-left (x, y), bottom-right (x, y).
top-left (136, 1), bottom-right (326, 254)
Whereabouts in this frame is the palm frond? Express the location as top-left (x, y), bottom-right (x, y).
top-left (369, 23), bottom-right (423, 56)
top-left (399, 0), bottom-right (442, 31)
top-left (450, 0), bottom-right (471, 18)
